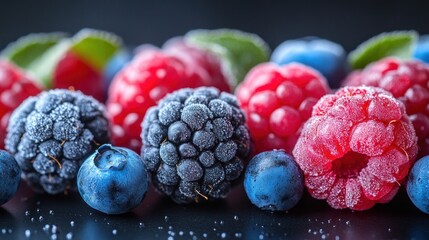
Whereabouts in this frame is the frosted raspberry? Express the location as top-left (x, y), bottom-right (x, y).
top-left (236, 63), bottom-right (331, 154)
top-left (344, 57), bottom-right (429, 156)
top-left (293, 86), bottom-right (417, 210)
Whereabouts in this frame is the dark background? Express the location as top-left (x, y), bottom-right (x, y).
top-left (1, 0), bottom-right (429, 52)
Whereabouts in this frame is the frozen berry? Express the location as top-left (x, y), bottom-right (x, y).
top-left (142, 87), bottom-right (251, 203)
top-left (5, 89), bottom-right (110, 194)
top-left (0, 60), bottom-right (42, 149)
top-left (407, 155), bottom-right (429, 214)
top-left (244, 150), bottom-right (304, 211)
top-left (0, 150), bottom-right (21, 205)
top-left (78, 144), bottom-right (149, 214)
top-left (236, 62), bottom-right (331, 154)
top-left (53, 51), bottom-right (105, 101)
top-left (271, 37), bottom-right (348, 88)
top-left (293, 86), bottom-right (418, 210)
top-left (344, 57), bottom-right (429, 156)
top-left (107, 46), bottom-right (231, 152)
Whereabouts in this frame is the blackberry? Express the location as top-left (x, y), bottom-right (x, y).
top-left (5, 89), bottom-right (110, 194)
top-left (142, 87), bottom-right (251, 203)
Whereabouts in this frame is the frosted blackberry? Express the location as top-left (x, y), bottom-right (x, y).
top-left (142, 87), bottom-right (251, 203)
top-left (5, 89), bottom-right (110, 194)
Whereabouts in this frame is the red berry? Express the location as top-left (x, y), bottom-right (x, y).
top-left (0, 60), bottom-right (42, 148)
top-left (53, 51), bottom-right (105, 102)
top-left (236, 63), bottom-right (330, 154)
top-left (344, 57), bottom-right (429, 156)
top-left (107, 46), bottom-right (231, 152)
top-left (293, 86), bottom-right (418, 210)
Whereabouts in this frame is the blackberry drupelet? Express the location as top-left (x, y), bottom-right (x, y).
top-left (5, 89), bottom-right (110, 194)
top-left (141, 87), bottom-right (251, 203)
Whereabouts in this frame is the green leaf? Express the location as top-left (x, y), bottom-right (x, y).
top-left (185, 29), bottom-right (270, 86)
top-left (1, 33), bottom-right (67, 69)
top-left (348, 31), bottom-right (418, 69)
top-left (70, 29), bottom-right (122, 71)
top-left (0, 33), bottom-right (68, 88)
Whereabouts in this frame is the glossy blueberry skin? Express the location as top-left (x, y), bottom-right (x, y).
top-left (271, 37), bottom-right (347, 88)
top-left (414, 35), bottom-right (429, 64)
top-left (77, 144), bottom-right (149, 215)
top-left (407, 155), bottom-right (429, 214)
top-left (0, 150), bottom-right (21, 205)
top-left (244, 150), bottom-right (304, 211)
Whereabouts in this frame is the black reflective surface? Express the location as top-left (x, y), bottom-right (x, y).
top-left (2, 182), bottom-right (429, 240)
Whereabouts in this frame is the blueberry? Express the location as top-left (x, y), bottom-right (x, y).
top-left (414, 35), bottom-right (429, 64)
top-left (244, 150), bottom-right (304, 211)
top-left (407, 155), bottom-right (429, 214)
top-left (271, 37), bottom-right (348, 88)
top-left (0, 150), bottom-right (21, 205)
top-left (77, 144), bottom-right (149, 215)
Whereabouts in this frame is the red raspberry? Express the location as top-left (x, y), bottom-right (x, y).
top-left (236, 63), bottom-right (331, 154)
top-left (107, 47), bottom-right (231, 152)
top-left (293, 86), bottom-right (417, 210)
top-left (344, 57), bottom-right (429, 156)
top-left (0, 60), bottom-right (42, 148)
top-left (53, 51), bottom-right (105, 102)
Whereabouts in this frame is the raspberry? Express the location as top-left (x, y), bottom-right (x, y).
top-left (344, 57), bottom-right (429, 156)
top-left (141, 87), bottom-right (251, 203)
top-left (236, 63), bottom-right (330, 154)
top-left (293, 86), bottom-right (417, 210)
top-left (5, 89), bottom-right (110, 194)
top-left (0, 60), bottom-right (42, 149)
top-left (53, 51), bottom-right (105, 102)
top-left (107, 45), bottom-right (231, 152)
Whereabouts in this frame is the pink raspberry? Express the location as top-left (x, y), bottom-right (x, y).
top-left (344, 57), bottom-right (429, 156)
top-left (236, 63), bottom-right (331, 154)
top-left (293, 86), bottom-right (418, 210)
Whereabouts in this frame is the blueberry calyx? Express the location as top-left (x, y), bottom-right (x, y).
top-left (94, 144), bottom-right (127, 171)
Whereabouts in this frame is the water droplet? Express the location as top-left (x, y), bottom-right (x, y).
top-left (39, 216), bottom-right (44, 222)
top-left (388, 228), bottom-right (392, 232)
top-left (25, 229), bottom-right (31, 238)
top-left (189, 231), bottom-right (194, 236)
top-left (49, 210), bottom-right (55, 215)
top-left (259, 234), bottom-right (264, 240)
top-left (179, 231), bottom-right (184, 236)
top-left (335, 236), bottom-right (340, 240)
top-left (158, 226), bottom-right (163, 230)
top-left (322, 234), bottom-right (327, 239)
top-left (51, 234), bottom-right (57, 240)
top-left (70, 221), bottom-right (75, 227)
top-left (233, 215), bottom-right (239, 221)
top-left (36, 208), bottom-right (40, 213)
top-left (346, 221), bottom-right (350, 225)
top-left (112, 229), bottom-right (117, 235)
top-left (235, 232), bottom-right (242, 238)
top-left (25, 211), bottom-right (30, 216)
top-left (167, 236), bottom-right (173, 240)
top-left (30, 217), bottom-right (35, 222)
top-left (66, 232), bottom-right (73, 239)
top-left (220, 220), bottom-right (224, 225)
top-left (221, 232), bottom-right (227, 238)
top-left (8, 229), bottom-right (12, 234)
top-left (43, 224), bottom-right (50, 232)
top-left (52, 225), bottom-right (58, 234)
top-left (1, 229), bottom-right (6, 234)
top-left (139, 222), bottom-right (145, 228)
top-left (319, 229), bottom-right (324, 234)
top-left (164, 216), bottom-right (169, 222)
